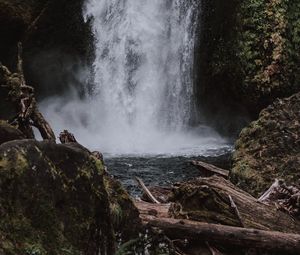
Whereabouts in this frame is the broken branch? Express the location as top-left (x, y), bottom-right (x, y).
top-left (228, 195), bottom-right (244, 227)
top-left (135, 177), bottom-right (161, 204)
top-left (190, 160), bottom-right (229, 178)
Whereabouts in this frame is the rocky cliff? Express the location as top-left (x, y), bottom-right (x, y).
top-left (196, 0), bottom-right (300, 135)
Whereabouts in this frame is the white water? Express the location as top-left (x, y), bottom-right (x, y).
top-left (41, 0), bottom-right (230, 156)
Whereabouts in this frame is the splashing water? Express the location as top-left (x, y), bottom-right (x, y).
top-left (41, 0), bottom-right (230, 156)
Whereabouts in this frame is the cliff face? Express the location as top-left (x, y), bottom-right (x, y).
top-left (195, 0), bottom-right (246, 136)
top-left (0, 0), bottom-right (93, 100)
top-left (196, 0), bottom-right (300, 135)
top-left (231, 0), bottom-right (300, 109)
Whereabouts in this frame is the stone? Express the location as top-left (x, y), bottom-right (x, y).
top-left (0, 139), bottom-right (139, 254)
top-left (231, 92), bottom-right (300, 197)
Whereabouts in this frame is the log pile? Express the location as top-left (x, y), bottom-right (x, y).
top-left (134, 173), bottom-right (300, 254)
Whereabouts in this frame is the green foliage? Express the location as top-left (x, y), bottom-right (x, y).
top-left (211, 0), bottom-right (300, 111)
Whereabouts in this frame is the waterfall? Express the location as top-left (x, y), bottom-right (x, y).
top-left (42, 0), bottom-right (228, 155)
top-left (85, 0), bottom-right (199, 130)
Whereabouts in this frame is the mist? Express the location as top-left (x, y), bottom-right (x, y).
top-left (40, 0), bottom-right (231, 156)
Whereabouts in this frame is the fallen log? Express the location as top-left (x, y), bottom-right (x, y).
top-left (190, 160), bottom-right (229, 178)
top-left (134, 200), bottom-right (170, 218)
top-left (171, 176), bottom-right (300, 233)
top-left (142, 216), bottom-right (300, 253)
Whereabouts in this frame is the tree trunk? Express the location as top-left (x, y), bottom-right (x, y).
top-left (142, 216), bottom-right (300, 254)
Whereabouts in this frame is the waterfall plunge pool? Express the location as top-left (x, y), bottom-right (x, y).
top-left (41, 0), bottom-right (233, 194)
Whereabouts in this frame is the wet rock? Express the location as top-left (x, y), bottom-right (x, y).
top-left (0, 120), bottom-right (24, 145)
top-left (0, 139), bottom-right (139, 254)
top-left (231, 92), bottom-right (300, 197)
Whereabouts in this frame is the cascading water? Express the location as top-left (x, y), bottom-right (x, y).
top-left (85, 0), bottom-right (198, 131)
top-left (42, 0), bottom-right (229, 156)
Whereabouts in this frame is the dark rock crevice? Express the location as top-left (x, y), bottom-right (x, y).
top-left (194, 0), bottom-right (250, 137)
top-left (0, 0), bottom-right (94, 103)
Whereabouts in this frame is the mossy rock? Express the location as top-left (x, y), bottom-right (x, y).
top-left (231, 92), bottom-right (300, 197)
top-left (201, 0), bottom-right (300, 123)
top-left (104, 176), bottom-right (140, 239)
top-left (0, 139), bottom-right (138, 254)
top-left (0, 120), bottom-right (25, 145)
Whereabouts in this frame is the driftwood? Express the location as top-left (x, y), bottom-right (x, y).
top-left (135, 200), bottom-right (170, 219)
top-left (141, 186), bottom-right (172, 203)
top-left (258, 179), bottom-right (300, 217)
top-left (135, 177), bottom-right (161, 204)
top-left (142, 216), bottom-right (300, 253)
top-left (134, 176), bottom-right (300, 253)
top-left (0, 43), bottom-right (55, 141)
top-left (190, 160), bottom-right (229, 178)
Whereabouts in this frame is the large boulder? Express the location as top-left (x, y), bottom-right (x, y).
top-left (0, 139), bottom-right (139, 254)
top-left (231, 92), bottom-right (300, 196)
top-left (0, 120), bottom-right (24, 145)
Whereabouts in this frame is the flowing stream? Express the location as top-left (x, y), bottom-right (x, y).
top-left (42, 0), bottom-right (231, 191)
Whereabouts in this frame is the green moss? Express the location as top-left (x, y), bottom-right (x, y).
top-left (104, 175), bottom-right (140, 239)
top-left (0, 149), bottom-right (29, 176)
top-left (209, 0), bottom-right (300, 113)
top-left (0, 140), bottom-right (118, 254)
top-left (231, 93), bottom-right (300, 196)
